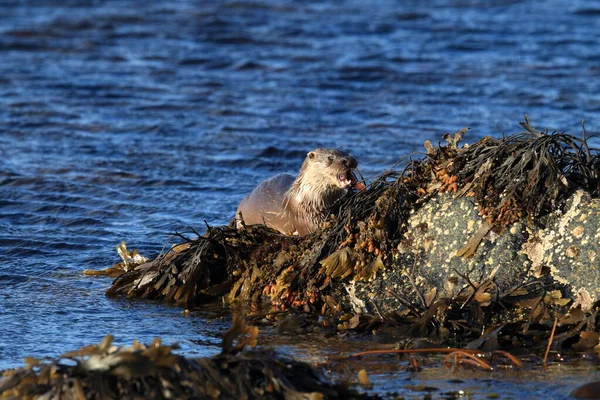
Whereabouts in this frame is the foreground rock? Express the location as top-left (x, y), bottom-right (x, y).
top-left (102, 118), bottom-right (600, 350)
top-left (0, 318), bottom-right (369, 400)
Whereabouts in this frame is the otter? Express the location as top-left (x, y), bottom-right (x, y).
top-left (235, 148), bottom-right (362, 235)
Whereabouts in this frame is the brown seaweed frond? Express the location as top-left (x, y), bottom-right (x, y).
top-left (451, 116), bottom-right (600, 227)
top-left (444, 350), bottom-right (494, 371)
top-left (348, 347), bottom-right (519, 371)
top-left (543, 316), bottom-right (559, 365)
top-left (403, 127), bottom-right (470, 198)
top-left (221, 315), bottom-right (259, 355)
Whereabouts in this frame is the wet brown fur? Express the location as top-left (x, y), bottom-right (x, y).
top-left (236, 148), bottom-right (357, 235)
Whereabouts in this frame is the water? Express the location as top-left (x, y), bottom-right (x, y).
top-left (1, 0), bottom-right (600, 397)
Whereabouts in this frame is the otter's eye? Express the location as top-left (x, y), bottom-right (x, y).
top-left (308, 152), bottom-right (316, 160)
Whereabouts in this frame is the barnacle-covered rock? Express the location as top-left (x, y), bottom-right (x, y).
top-left (100, 117), bottom-right (600, 346)
top-left (523, 190), bottom-right (600, 309)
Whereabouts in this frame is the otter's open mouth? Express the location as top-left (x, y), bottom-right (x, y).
top-left (337, 171), bottom-right (354, 188)
top-left (337, 171), bottom-right (367, 191)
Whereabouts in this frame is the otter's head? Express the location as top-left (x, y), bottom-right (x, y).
top-left (300, 148), bottom-right (359, 190)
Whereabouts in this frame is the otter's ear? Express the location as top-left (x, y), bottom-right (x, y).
top-left (307, 151), bottom-right (316, 160)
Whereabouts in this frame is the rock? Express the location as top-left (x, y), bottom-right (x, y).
top-left (101, 120), bottom-right (600, 348)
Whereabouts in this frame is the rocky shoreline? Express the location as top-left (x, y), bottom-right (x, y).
top-left (6, 118), bottom-right (600, 398)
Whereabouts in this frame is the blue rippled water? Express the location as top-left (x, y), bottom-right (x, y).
top-left (2, 0), bottom-right (600, 396)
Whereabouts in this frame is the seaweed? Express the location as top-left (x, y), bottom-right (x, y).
top-left (106, 225), bottom-right (284, 305)
top-left (0, 318), bottom-right (371, 400)
top-left (450, 116), bottom-right (599, 227)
